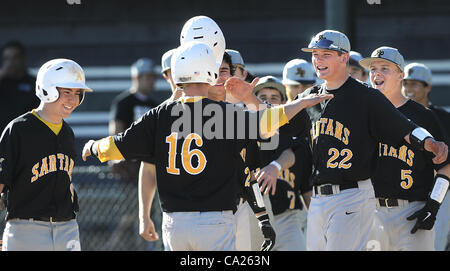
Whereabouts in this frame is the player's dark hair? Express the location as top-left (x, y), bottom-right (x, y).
top-left (222, 52), bottom-right (235, 76)
top-left (245, 71), bottom-right (256, 83)
top-left (2, 40), bottom-right (26, 56)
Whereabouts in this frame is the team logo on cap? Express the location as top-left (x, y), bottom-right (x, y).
top-left (407, 68), bottom-right (414, 76)
top-left (317, 34), bottom-right (325, 41)
top-left (375, 50), bottom-right (384, 57)
top-left (296, 68), bottom-right (305, 77)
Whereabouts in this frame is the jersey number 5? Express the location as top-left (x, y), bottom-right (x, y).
top-left (166, 132), bottom-right (207, 175)
top-left (400, 169), bottom-right (413, 189)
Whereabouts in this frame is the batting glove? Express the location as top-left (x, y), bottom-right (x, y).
top-left (406, 199), bottom-right (440, 234)
top-left (257, 213), bottom-right (276, 251)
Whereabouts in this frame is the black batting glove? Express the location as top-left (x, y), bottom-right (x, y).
top-left (257, 213), bottom-right (276, 251)
top-left (406, 199), bottom-right (440, 234)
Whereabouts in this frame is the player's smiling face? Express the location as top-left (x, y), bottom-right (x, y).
top-left (256, 88), bottom-right (284, 105)
top-left (54, 87), bottom-right (82, 119)
top-left (209, 60), bottom-right (231, 101)
top-left (369, 60), bottom-right (404, 94)
top-left (311, 49), bottom-right (346, 81)
top-left (402, 79), bottom-right (430, 102)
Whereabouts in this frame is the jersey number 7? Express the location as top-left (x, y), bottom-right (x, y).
top-left (165, 132), bottom-right (207, 175)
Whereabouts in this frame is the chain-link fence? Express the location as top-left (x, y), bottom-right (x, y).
top-left (0, 165), bottom-right (163, 251)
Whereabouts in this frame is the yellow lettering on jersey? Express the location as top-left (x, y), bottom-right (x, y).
top-left (31, 163), bottom-right (39, 182)
top-left (398, 145), bottom-right (407, 162)
top-left (334, 121), bottom-right (343, 141)
top-left (244, 167), bottom-right (251, 187)
top-left (48, 155), bottom-right (57, 173)
top-left (342, 128), bottom-right (350, 145)
top-left (64, 155), bottom-right (69, 172)
top-left (406, 150), bottom-right (414, 167)
top-left (57, 153), bottom-right (65, 170)
top-left (319, 118), bottom-right (328, 134)
top-left (39, 157), bottom-right (49, 177)
top-left (388, 146), bottom-right (398, 158)
top-left (278, 169), bottom-right (295, 189)
top-left (325, 119), bottom-right (334, 136)
top-left (68, 158), bottom-right (74, 180)
top-left (240, 148), bottom-right (246, 162)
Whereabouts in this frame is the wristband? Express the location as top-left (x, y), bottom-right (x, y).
top-left (90, 141), bottom-right (98, 157)
top-left (430, 174), bottom-right (449, 204)
top-left (409, 127), bottom-right (433, 151)
top-left (270, 160), bottom-right (282, 171)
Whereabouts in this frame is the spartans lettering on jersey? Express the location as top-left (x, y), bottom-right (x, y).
top-left (31, 153), bottom-right (74, 183)
top-left (310, 117), bottom-right (350, 145)
top-left (278, 169), bottom-right (295, 188)
top-left (378, 143), bottom-right (415, 167)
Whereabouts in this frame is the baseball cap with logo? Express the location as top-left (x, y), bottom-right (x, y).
top-left (131, 58), bottom-right (156, 77)
top-left (404, 63), bottom-right (432, 85)
top-left (253, 76), bottom-right (286, 101)
top-left (161, 49), bottom-right (176, 74)
top-left (225, 49), bottom-right (245, 67)
top-left (302, 30), bottom-right (350, 53)
top-left (282, 59), bottom-right (316, 85)
top-left (360, 46), bottom-right (405, 71)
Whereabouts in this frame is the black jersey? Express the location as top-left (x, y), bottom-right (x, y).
top-left (112, 97), bottom-right (310, 213)
top-left (429, 104), bottom-right (450, 141)
top-left (297, 77), bottom-right (417, 185)
top-left (0, 112), bottom-right (79, 219)
top-left (372, 100), bottom-right (450, 201)
top-left (110, 91), bottom-right (158, 128)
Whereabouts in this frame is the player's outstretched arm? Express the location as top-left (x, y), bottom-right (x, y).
top-left (403, 128), bottom-right (448, 164)
top-left (139, 162), bottom-right (159, 242)
top-left (82, 137), bottom-right (125, 162)
top-left (257, 148), bottom-right (295, 196)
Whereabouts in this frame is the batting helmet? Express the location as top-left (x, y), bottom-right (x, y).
top-left (36, 58), bottom-right (92, 104)
top-left (171, 41), bottom-right (219, 86)
top-left (180, 15), bottom-right (226, 66)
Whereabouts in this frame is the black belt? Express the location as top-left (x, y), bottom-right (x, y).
top-left (313, 182), bottom-right (359, 196)
top-left (11, 214), bottom-right (75, 223)
top-left (377, 198), bottom-right (416, 208)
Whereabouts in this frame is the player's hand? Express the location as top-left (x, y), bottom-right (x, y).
top-left (424, 138), bottom-right (448, 164)
top-left (257, 214), bottom-right (276, 251)
top-left (224, 77), bottom-right (259, 102)
top-left (139, 216), bottom-right (159, 242)
top-left (406, 199), bottom-right (440, 234)
top-left (81, 140), bottom-right (95, 161)
top-left (255, 164), bottom-right (279, 196)
top-left (296, 93), bottom-right (334, 109)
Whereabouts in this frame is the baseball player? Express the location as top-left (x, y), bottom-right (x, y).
top-left (294, 30), bottom-right (448, 251)
top-left (81, 40), bottom-right (332, 251)
top-left (402, 62), bottom-right (450, 251)
top-left (347, 51), bottom-right (368, 83)
top-left (180, 18), bottom-right (279, 250)
top-left (360, 46), bottom-right (450, 250)
top-left (359, 50), bottom-right (450, 250)
top-left (282, 59), bottom-right (317, 102)
top-left (215, 51), bottom-right (277, 251)
top-left (252, 76), bottom-right (311, 251)
top-left (0, 58), bottom-right (92, 251)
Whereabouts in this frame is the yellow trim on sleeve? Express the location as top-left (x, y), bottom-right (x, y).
top-left (259, 106), bottom-right (289, 138)
top-left (97, 136), bottom-right (124, 162)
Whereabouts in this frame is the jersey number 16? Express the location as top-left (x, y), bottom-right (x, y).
top-left (165, 132), bottom-right (207, 175)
